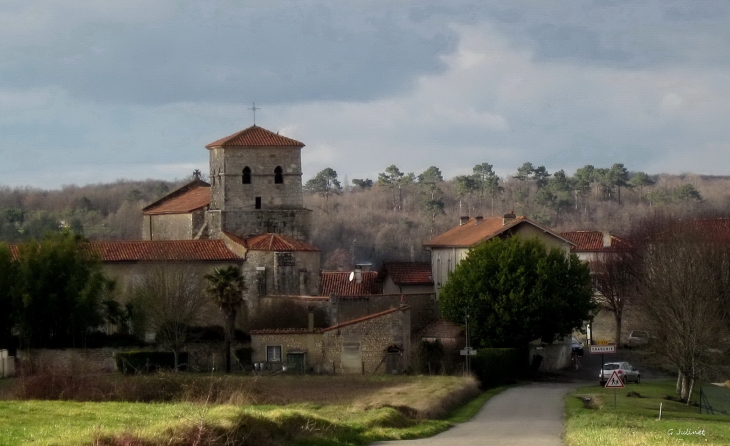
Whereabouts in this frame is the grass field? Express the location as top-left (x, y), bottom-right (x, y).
top-left (565, 380), bottom-right (730, 446)
top-left (0, 374), bottom-right (499, 446)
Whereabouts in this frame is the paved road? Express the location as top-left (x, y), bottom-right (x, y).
top-left (371, 382), bottom-right (578, 446)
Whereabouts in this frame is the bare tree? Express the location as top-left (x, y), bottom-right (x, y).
top-left (636, 226), bottom-right (730, 402)
top-left (590, 251), bottom-right (638, 345)
top-left (133, 264), bottom-right (211, 371)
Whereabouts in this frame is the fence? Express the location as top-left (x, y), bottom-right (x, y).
top-left (699, 383), bottom-right (730, 416)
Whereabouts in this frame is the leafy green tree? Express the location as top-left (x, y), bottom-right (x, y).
top-left (630, 172), bottom-right (655, 201)
top-left (439, 237), bottom-right (595, 348)
top-left (454, 175), bottom-right (478, 215)
top-left (417, 166), bottom-right (444, 185)
top-left (378, 165), bottom-right (414, 211)
top-left (351, 178), bottom-right (373, 190)
top-left (472, 163), bottom-right (503, 214)
top-left (673, 184), bottom-right (702, 202)
top-left (536, 170), bottom-right (574, 225)
top-left (204, 265), bottom-right (245, 373)
top-left (13, 232), bottom-right (112, 348)
top-left (608, 163), bottom-right (632, 204)
top-left (304, 168), bottom-right (342, 210)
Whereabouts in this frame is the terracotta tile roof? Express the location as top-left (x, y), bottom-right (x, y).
top-left (679, 218), bottom-right (730, 242)
top-left (382, 262), bottom-right (433, 285)
top-left (323, 307), bottom-right (408, 332)
top-left (142, 179), bottom-right (210, 214)
top-left (205, 125), bottom-right (304, 149)
top-left (250, 328), bottom-right (324, 335)
top-left (144, 185), bottom-right (210, 215)
top-left (559, 231), bottom-right (633, 252)
top-left (84, 240), bottom-right (242, 262)
top-left (424, 216), bottom-right (573, 248)
top-left (243, 233), bottom-right (320, 252)
top-left (319, 271), bottom-right (382, 296)
top-left (421, 319), bottom-right (464, 339)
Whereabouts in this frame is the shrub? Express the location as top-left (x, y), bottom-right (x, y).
top-left (234, 347), bottom-right (253, 366)
top-left (115, 351), bottom-right (188, 375)
top-left (471, 348), bottom-right (527, 388)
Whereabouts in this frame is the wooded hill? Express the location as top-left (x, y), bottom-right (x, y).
top-left (1, 163), bottom-right (728, 269)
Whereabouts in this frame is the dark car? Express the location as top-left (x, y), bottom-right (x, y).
top-left (571, 337), bottom-right (584, 356)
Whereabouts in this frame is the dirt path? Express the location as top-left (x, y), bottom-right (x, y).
top-left (371, 382), bottom-right (577, 446)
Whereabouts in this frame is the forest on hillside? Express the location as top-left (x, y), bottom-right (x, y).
top-left (1, 162), bottom-right (728, 269)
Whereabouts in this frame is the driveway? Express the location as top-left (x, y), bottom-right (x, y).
top-left (371, 382), bottom-right (578, 446)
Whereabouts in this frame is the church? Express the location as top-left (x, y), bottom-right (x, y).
top-left (136, 124), bottom-right (321, 309)
top-left (82, 124), bottom-right (419, 374)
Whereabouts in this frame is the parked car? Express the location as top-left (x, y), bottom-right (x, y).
top-left (626, 330), bottom-right (649, 348)
top-left (599, 362), bottom-right (640, 385)
top-left (571, 337), bottom-right (584, 356)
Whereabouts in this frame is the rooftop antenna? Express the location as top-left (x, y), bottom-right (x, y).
top-left (248, 102), bottom-right (260, 126)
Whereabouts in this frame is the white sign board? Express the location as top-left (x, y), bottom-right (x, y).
top-left (604, 370), bottom-right (625, 388)
top-left (590, 344), bottom-right (616, 354)
top-left (460, 348), bottom-right (477, 356)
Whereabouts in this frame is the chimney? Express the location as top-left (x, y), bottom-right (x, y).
top-left (503, 211), bottom-right (516, 226)
top-left (354, 266), bottom-right (362, 284)
top-left (475, 216), bottom-right (484, 225)
top-left (460, 216), bottom-right (470, 226)
top-left (602, 231), bottom-right (612, 248)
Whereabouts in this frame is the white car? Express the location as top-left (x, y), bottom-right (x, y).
top-left (599, 362), bottom-right (640, 385)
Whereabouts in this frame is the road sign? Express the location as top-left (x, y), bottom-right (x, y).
top-left (590, 344), bottom-right (616, 354)
top-left (460, 348), bottom-right (477, 356)
top-left (604, 371), bottom-right (625, 388)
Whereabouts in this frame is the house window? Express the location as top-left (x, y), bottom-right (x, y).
top-left (255, 197), bottom-right (262, 209)
top-left (242, 167), bottom-right (251, 184)
top-left (274, 166), bottom-right (283, 184)
top-left (267, 345), bottom-right (282, 362)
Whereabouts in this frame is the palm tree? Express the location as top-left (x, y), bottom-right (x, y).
top-left (204, 265), bottom-right (245, 373)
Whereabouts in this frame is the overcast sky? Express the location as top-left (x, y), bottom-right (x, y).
top-left (2, 0), bottom-right (729, 189)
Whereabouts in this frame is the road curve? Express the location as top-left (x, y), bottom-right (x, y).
top-left (371, 382), bottom-right (577, 446)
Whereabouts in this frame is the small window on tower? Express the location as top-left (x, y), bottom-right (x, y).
top-left (274, 166), bottom-right (283, 184)
top-left (255, 197), bottom-right (262, 209)
top-left (242, 167), bottom-right (251, 184)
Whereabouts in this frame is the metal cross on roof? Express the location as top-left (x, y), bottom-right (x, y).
top-left (248, 102), bottom-right (260, 125)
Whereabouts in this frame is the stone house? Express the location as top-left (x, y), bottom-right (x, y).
top-left (250, 304), bottom-right (411, 374)
top-left (424, 213), bottom-right (575, 299)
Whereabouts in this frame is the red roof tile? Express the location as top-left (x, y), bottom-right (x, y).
top-left (144, 185), bottom-right (210, 215)
top-left (319, 271), bottom-right (382, 296)
top-left (679, 218), bottom-right (730, 242)
top-left (559, 231), bottom-right (633, 252)
top-left (382, 262), bottom-right (433, 285)
top-left (85, 240), bottom-right (241, 262)
top-left (205, 125), bottom-right (304, 149)
top-left (421, 319), bottom-right (464, 339)
top-left (9, 240), bottom-right (241, 262)
top-left (424, 216), bottom-right (572, 248)
top-left (243, 233), bottom-right (320, 252)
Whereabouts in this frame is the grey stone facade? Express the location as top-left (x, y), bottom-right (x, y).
top-left (207, 145), bottom-right (311, 241)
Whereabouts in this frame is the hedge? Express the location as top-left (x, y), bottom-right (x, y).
top-left (115, 351), bottom-right (188, 375)
top-left (471, 348), bottom-right (527, 388)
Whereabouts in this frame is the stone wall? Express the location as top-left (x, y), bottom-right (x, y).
top-left (243, 250), bottom-right (320, 314)
top-left (250, 307), bottom-right (411, 374)
top-left (17, 348), bottom-right (125, 373)
top-left (142, 210), bottom-right (208, 241)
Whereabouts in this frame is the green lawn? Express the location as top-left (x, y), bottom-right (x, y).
top-left (0, 377), bottom-right (504, 446)
top-left (565, 380), bottom-right (730, 446)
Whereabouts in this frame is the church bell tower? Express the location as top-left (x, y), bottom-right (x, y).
top-left (204, 125), bottom-right (312, 241)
